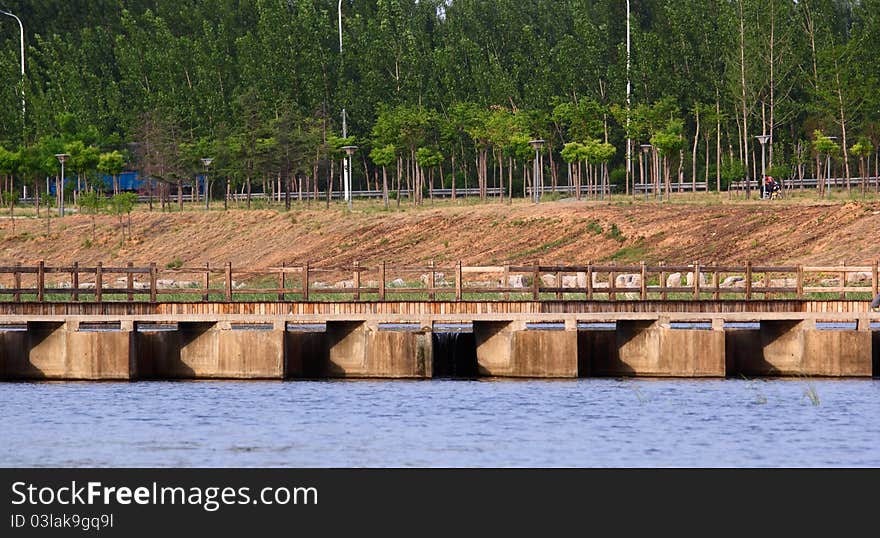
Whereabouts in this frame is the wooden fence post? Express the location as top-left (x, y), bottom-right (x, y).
top-left (13, 262), bottom-right (20, 302)
top-left (532, 263), bottom-right (540, 301)
top-left (95, 262), bottom-right (102, 303)
top-left (872, 260), bottom-right (879, 298)
top-left (353, 261), bottom-right (361, 301)
top-left (427, 260), bottom-right (435, 301)
top-left (278, 262), bottom-right (285, 301)
top-left (72, 262), bottom-right (79, 302)
top-left (503, 265), bottom-right (510, 300)
top-left (379, 261), bottom-right (386, 301)
top-left (302, 262), bottom-right (310, 301)
top-left (455, 262), bottom-right (462, 301)
top-left (225, 262), bottom-right (232, 301)
top-left (797, 265), bottom-right (804, 299)
top-left (586, 261), bottom-right (593, 300)
top-left (660, 261), bottom-right (667, 301)
top-left (555, 269), bottom-right (563, 300)
top-left (763, 268), bottom-right (771, 299)
top-left (745, 261), bottom-right (753, 300)
top-left (608, 261), bottom-right (616, 301)
top-left (37, 261), bottom-right (45, 303)
top-left (149, 263), bottom-right (157, 303)
top-left (693, 261), bottom-right (700, 300)
top-left (838, 263), bottom-right (846, 300)
top-left (203, 262), bottom-right (210, 302)
top-left (640, 261), bottom-right (647, 300)
top-left (127, 262), bottom-right (134, 302)
top-left (712, 262), bottom-right (720, 301)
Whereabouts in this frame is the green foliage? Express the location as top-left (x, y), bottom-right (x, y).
top-left (720, 158), bottom-right (746, 188)
top-left (849, 138), bottom-right (873, 158)
top-left (78, 191), bottom-right (104, 215)
top-left (369, 144), bottom-right (397, 167)
top-left (97, 151), bottom-right (125, 177)
top-left (812, 130), bottom-right (840, 158)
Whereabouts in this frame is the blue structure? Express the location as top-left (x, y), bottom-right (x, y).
top-left (47, 171), bottom-right (206, 195)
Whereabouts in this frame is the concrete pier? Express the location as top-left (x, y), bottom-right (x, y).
top-left (289, 322), bottom-right (432, 378)
top-left (138, 321), bottom-right (285, 379)
top-left (582, 319), bottom-right (726, 377)
top-left (0, 320), bottom-right (134, 380)
top-left (729, 319), bottom-right (873, 377)
top-left (473, 321), bottom-right (578, 378)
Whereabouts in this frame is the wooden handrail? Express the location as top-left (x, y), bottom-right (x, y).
top-left (0, 260), bottom-right (876, 303)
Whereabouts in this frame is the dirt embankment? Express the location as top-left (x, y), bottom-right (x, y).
top-left (1, 198), bottom-right (879, 268)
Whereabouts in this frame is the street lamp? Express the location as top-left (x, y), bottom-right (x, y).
top-left (54, 153), bottom-right (70, 217)
top-left (529, 140), bottom-right (545, 203)
top-left (338, 1), bottom-right (347, 140)
top-left (640, 144), bottom-right (652, 201)
top-left (0, 9), bottom-right (25, 132)
top-left (755, 134), bottom-right (770, 198)
top-left (341, 145), bottom-right (358, 210)
top-left (625, 0), bottom-right (632, 197)
top-left (200, 157), bottom-right (213, 210)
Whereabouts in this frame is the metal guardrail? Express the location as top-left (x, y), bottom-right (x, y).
top-left (729, 176), bottom-right (880, 190)
top-left (0, 261), bottom-right (877, 303)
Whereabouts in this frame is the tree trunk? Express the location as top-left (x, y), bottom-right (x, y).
top-left (692, 107), bottom-right (700, 193)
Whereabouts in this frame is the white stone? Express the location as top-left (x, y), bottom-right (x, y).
top-left (508, 275), bottom-right (526, 288)
top-left (685, 272), bottom-right (709, 287)
top-left (389, 278), bottom-right (406, 287)
top-left (615, 273), bottom-right (641, 288)
top-left (540, 274), bottom-right (557, 287)
top-left (666, 273), bottom-right (682, 287)
top-left (719, 276), bottom-right (745, 288)
top-left (846, 271), bottom-right (871, 284)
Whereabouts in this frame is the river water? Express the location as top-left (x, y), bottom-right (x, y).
top-left (2, 378), bottom-right (878, 467)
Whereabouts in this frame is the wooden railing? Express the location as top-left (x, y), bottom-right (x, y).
top-left (0, 261), bottom-right (877, 303)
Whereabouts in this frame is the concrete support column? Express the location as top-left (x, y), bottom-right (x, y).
top-left (317, 321), bottom-right (431, 378)
top-left (585, 318), bottom-right (725, 377)
top-left (139, 321), bottom-right (285, 379)
top-left (732, 319), bottom-right (872, 377)
top-left (474, 320), bottom-right (578, 378)
top-left (0, 320), bottom-right (134, 380)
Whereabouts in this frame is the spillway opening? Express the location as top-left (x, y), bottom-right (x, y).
top-left (432, 324), bottom-right (477, 378)
top-left (78, 322), bottom-right (121, 332)
top-left (287, 323), bottom-right (326, 332)
top-left (137, 323), bottom-right (177, 332)
top-left (669, 322), bottom-right (713, 330)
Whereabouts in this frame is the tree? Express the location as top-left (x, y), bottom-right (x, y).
top-left (98, 151), bottom-right (126, 195)
top-left (79, 191), bottom-right (105, 242)
top-left (2, 190), bottom-right (17, 235)
top-left (370, 144), bottom-right (396, 210)
top-left (40, 192), bottom-right (55, 235)
top-left (109, 192), bottom-right (138, 242)
top-left (848, 138), bottom-right (873, 196)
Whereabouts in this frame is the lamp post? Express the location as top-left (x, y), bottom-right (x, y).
top-left (341, 145), bottom-right (358, 210)
top-left (625, 0), bottom-right (632, 197)
top-left (338, 1), bottom-right (347, 140)
top-left (640, 144), bottom-right (652, 201)
top-left (200, 157), bottom-right (213, 210)
top-left (755, 134), bottom-right (770, 198)
top-left (529, 140), bottom-right (545, 204)
top-left (55, 153), bottom-right (70, 217)
top-left (0, 9), bottom-right (25, 132)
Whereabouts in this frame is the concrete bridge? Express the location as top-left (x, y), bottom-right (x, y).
top-left (1, 299), bottom-right (877, 380)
